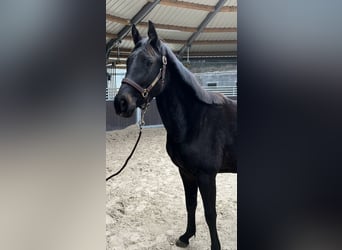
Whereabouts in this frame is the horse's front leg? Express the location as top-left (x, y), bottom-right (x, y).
top-left (198, 173), bottom-right (221, 250)
top-left (176, 168), bottom-right (198, 248)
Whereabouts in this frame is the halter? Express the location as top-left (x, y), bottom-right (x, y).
top-left (121, 55), bottom-right (167, 100)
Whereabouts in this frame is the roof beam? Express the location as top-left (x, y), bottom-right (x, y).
top-left (106, 15), bottom-right (236, 33)
top-left (106, 0), bottom-right (161, 60)
top-left (178, 0), bottom-right (228, 56)
top-left (106, 32), bottom-right (236, 45)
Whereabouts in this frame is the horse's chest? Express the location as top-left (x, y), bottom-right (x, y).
top-left (166, 139), bottom-right (221, 174)
top-left (166, 142), bottom-right (186, 167)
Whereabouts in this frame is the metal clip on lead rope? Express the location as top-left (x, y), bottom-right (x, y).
top-left (106, 106), bottom-right (149, 182)
top-left (139, 104), bottom-right (149, 128)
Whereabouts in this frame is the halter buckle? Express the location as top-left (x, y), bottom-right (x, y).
top-left (142, 89), bottom-right (148, 98)
top-left (162, 56), bottom-right (167, 65)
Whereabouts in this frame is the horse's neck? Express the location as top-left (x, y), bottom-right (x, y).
top-left (156, 61), bottom-right (193, 142)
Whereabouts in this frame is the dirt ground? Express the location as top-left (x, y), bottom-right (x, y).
top-left (106, 126), bottom-right (237, 250)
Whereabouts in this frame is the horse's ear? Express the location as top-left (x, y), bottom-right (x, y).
top-left (148, 20), bottom-right (160, 49)
top-left (132, 24), bottom-right (142, 45)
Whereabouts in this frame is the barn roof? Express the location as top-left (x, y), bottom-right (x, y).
top-left (106, 0), bottom-right (237, 65)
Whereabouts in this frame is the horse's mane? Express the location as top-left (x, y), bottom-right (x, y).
top-left (161, 43), bottom-right (226, 105)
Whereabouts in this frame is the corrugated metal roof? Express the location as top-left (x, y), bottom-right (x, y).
top-left (164, 43), bottom-right (184, 52)
top-left (206, 12), bottom-right (237, 28)
top-left (106, 0), bottom-right (237, 58)
top-left (143, 5), bottom-right (209, 27)
top-left (106, 0), bottom-right (147, 19)
top-left (197, 32), bottom-right (237, 41)
top-left (224, 0), bottom-right (237, 6)
top-left (136, 26), bottom-right (193, 41)
top-left (106, 21), bottom-right (124, 34)
top-left (179, 0), bottom-right (221, 5)
top-left (176, 0), bottom-right (236, 6)
top-left (190, 44), bottom-right (237, 52)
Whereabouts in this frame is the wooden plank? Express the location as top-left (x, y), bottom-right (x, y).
top-left (204, 27), bottom-right (237, 32)
top-left (158, 0), bottom-right (214, 12)
top-left (106, 32), bottom-right (117, 39)
top-left (220, 6), bottom-right (237, 12)
top-left (106, 14), bottom-right (130, 25)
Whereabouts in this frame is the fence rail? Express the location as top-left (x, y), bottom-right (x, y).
top-left (106, 85), bottom-right (237, 101)
top-left (203, 86), bottom-right (237, 97)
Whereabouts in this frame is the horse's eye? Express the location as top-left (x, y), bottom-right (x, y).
top-left (145, 58), bottom-right (153, 66)
top-left (143, 56), bottom-right (153, 66)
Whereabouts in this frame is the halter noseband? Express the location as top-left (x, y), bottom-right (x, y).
top-left (121, 55), bottom-right (167, 100)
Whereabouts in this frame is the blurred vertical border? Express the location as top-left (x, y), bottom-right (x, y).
top-left (0, 1), bottom-right (105, 250)
top-left (238, 1), bottom-right (342, 250)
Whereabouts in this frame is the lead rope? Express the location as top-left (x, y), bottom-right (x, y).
top-left (106, 104), bottom-right (149, 182)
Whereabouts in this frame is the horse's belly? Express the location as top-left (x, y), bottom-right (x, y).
top-left (219, 150), bottom-right (237, 173)
top-left (166, 141), bottom-right (225, 175)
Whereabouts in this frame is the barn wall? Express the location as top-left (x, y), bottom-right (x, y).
top-left (185, 57), bottom-right (237, 73)
top-left (106, 101), bottom-right (137, 130)
top-left (185, 58), bottom-right (237, 87)
top-left (106, 99), bottom-right (162, 131)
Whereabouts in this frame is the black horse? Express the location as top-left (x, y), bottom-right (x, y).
top-left (114, 21), bottom-right (237, 250)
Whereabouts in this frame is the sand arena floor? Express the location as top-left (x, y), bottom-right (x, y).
top-left (106, 126), bottom-right (236, 250)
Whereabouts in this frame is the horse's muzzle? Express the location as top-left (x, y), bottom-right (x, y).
top-left (114, 93), bottom-right (136, 117)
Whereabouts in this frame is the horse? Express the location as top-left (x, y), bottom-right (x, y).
top-left (114, 21), bottom-right (237, 250)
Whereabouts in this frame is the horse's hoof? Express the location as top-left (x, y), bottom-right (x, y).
top-left (175, 239), bottom-right (189, 248)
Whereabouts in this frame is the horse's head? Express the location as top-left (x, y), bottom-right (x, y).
top-left (114, 21), bottom-right (167, 117)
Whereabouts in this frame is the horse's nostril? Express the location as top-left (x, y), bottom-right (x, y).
top-left (114, 94), bottom-right (135, 116)
top-left (120, 98), bottom-right (127, 111)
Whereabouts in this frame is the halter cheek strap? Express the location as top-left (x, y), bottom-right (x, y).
top-left (121, 55), bottom-right (167, 99)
